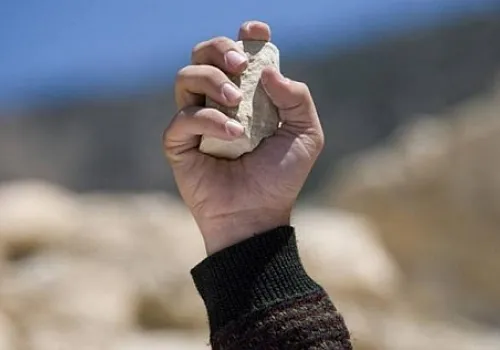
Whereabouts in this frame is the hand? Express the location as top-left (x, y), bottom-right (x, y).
top-left (163, 21), bottom-right (324, 255)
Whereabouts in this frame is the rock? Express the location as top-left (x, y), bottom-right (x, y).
top-left (0, 255), bottom-right (137, 330)
top-left (24, 324), bottom-right (116, 350)
top-left (0, 181), bottom-right (82, 260)
top-left (76, 193), bottom-right (207, 329)
top-left (200, 40), bottom-right (280, 159)
top-left (294, 208), bottom-right (400, 302)
top-left (3, 179), bottom-right (500, 348)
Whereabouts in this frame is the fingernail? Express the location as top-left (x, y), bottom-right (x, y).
top-left (225, 50), bottom-right (247, 68)
top-left (225, 119), bottom-right (245, 136)
top-left (222, 83), bottom-right (242, 102)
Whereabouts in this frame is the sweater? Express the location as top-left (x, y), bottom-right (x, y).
top-left (191, 226), bottom-right (353, 349)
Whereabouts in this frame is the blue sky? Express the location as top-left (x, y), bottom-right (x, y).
top-left (1, 0), bottom-right (499, 111)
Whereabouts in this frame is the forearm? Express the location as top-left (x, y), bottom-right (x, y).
top-left (191, 226), bottom-right (352, 349)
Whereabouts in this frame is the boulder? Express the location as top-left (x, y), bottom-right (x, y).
top-left (0, 181), bottom-right (82, 260)
top-left (0, 255), bottom-right (137, 330)
top-left (294, 208), bottom-right (401, 303)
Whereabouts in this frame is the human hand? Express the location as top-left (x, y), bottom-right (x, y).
top-left (163, 21), bottom-right (324, 255)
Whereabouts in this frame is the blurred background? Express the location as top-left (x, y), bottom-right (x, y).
top-left (1, 0), bottom-right (500, 349)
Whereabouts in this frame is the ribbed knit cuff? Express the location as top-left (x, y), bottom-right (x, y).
top-left (191, 226), bottom-right (321, 334)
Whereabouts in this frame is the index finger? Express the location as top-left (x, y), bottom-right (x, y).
top-left (238, 21), bottom-right (271, 41)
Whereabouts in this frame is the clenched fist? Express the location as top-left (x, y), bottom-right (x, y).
top-left (163, 21), bottom-right (324, 255)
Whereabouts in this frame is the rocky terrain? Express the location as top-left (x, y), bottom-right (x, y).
top-left (1, 179), bottom-right (500, 349)
top-left (2, 87), bottom-right (500, 348)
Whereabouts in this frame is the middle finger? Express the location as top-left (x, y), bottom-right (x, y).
top-left (191, 36), bottom-right (248, 75)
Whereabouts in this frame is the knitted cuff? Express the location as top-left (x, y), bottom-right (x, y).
top-left (191, 226), bottom-right (321, 334)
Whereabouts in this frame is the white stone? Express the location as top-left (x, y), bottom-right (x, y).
top-left (199, 40), bottom-right (280, 159)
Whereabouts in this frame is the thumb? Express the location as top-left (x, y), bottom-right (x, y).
top-left (260, 67), bottom-right (321, 134)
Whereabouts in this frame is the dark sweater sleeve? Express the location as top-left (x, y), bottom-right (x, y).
top-left (191, 226), bottom-right (352, 349)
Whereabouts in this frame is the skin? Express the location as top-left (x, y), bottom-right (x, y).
top-left (163, 21), bottom-right (324, 255)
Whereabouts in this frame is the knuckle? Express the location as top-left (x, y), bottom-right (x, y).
top-left (295, 82), bottom-right (314, 111)
top-left (162, 127), bottom-right (170, 145)
top-left (170, 107), bottom-right (189, 127)
top-left (211, 36), bottom-right (231, 47)
top-left (311, 118), bottom-right (325, 151)
top-left (296, 81), bottom-right (311, 96)
top-left (191, 41), bottom-right (206, 60)
top-left (162, 121), bottom-right (178, 149)
top-left (174, 107), bottom-right (190, 120)
top-left (176, 66), bottom-right (191, 83)
top-left (305, 129), bottom-right (324, 155)
top-left (315, 130), bottom-right (325, 151)
top-left (206, 36), bottom-right (234, 56)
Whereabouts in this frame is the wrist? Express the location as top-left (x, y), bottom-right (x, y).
top-left (196, 209), bottom-right (291, 255)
